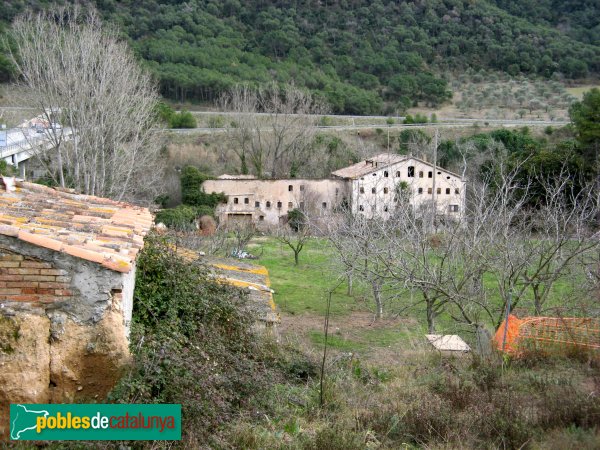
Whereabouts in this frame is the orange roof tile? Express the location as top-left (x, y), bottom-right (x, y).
top-left (0, 178), bottom-right (153, 273)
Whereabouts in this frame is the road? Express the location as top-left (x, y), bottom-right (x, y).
top-left (165, 118), bottom-right (568, 134)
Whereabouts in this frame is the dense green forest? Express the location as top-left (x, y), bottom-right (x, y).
top-left (1, 1), bottom-right (599, 114)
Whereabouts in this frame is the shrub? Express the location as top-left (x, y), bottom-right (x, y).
top-left (180, 166), bottom-right (226, 208)
top-left (154, 205), bottom-right (198, 230)
top-left (169, 110), bottom-right (196, 129)
top-left (110, 235), bottom-right (273, 445)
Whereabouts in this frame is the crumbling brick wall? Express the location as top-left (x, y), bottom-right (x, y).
top-left (0, 238), bottom-right (133, 440)
top-left (0, 252), bottom-right (75, 303)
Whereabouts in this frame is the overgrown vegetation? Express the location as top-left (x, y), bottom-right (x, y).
top-left (156, 102), bottom-right (197, 129)
top-left (110, 234), bottom-right (316, 447)
top-left (155, 165), bottom-right (226, 229)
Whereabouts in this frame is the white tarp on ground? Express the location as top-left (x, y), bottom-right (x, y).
top-left (426, 334), bottom-right (471, 352)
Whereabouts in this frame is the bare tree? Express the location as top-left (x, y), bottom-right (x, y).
top-left (275, 222), bottom-right (310, 265)
top-left (221, 82), bottom-right (327, 178)
top-left (9, 6), bottom-right (164, 202)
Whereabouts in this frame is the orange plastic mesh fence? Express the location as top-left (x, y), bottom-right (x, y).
top-left (494, 314), bottom-right (600, 355)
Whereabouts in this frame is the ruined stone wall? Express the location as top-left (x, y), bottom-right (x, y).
top-left (0, 237), bottom-right (132, 440)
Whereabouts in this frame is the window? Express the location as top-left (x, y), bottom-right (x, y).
top-left (384, 206), bottom-right (389, 212)
top-left (322, 202), bottom-right (327, 209)
top-left (233, 198), bottom-right (239, 204)
top-left (288, 185), bottom-right (293, 192)
top-left (455, 188), bottom-right (460, 194)
top-left (255, 201), bottom-right (260, 207)
top-left (428, 188), bottom-right (432, 194)
top-left (384, 187), bottom-right (389, 194)
top-left (408, 166), bottom-right (415, 177)
top-left (300, 185), bottom-right (305, 191)
top-left (360, 187), bottom-right (365, 193)
top-left (428, 171), bottom-right (433, 178)
top-left (259, 215), bottom-right (265, 221)
top-left (419, 171), bottom-right (423, 178)
top-left (359, 205), bottom-right (364, 211)
top-left (446, 188), bottom-right (450, 194)
top-left (396, 171), bottom-right (400, 177)
top-left (244, 197), bottom-right (249, 204)
top-left (384, 171), bottom-right (389, 177)
top-left (277, 201), bottom-right (282, 209)
top-left (446, 176), bottom-right (451, 180)
top-left (372, 173), bottom-right (377, 176)
top-left (371, 187), bottom-right (376, 194)
top-left (418, 187), bottom-right (423, 194)
top-left (437, 188), bottom-right (441, 194)
top-left (288, 202), bottom-right (293, 208)
top-left (266, 201), bottom-right (271, 208)
top-left (449, 205), bottom-right (459, 212)
top-left (437, 171), bottom-right (441, 175)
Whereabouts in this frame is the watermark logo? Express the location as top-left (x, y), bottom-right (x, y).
top-left (10, 404), bottom-right (181, 441)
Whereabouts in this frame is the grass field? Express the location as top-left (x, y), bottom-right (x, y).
top-left (245, 236), bottom-right (583, 356)
top-left (566, 85), bottom-right (600, 99)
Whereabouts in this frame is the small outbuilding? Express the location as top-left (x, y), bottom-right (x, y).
top-left (0, 178), bottom-right (152, 439)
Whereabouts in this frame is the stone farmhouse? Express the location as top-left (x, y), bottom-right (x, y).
top-left (203, 153), bottom-right (466, 227)
top-left (0, 178), bottom-right (152, 439)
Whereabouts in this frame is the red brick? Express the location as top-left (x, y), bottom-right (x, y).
top-left (7, 268), bottom-right (40, 275)
top-left (40, 269), bottom-right (68, 276)
top-left (6, 281), bottom-right (38, 288)
top-left (20, 261), bottom-right (53, 269)
top-left (38, 282), bottom-right (67, 289)
top-left (23, 275), bottom-right (55, 282)
top-left (36, 288), bottom-right (55, 295)
top-left (54, 289), bottom-right (73, 296)
top-left (0, 255), bottom-right (23, 261)
top-left (55, 276), bottom-right (71, 283)
top-left (0, 261), bottom-right (21, 268)
top-left (0, 288), bottom-right (24, 295)
top-left (21, 288), bottom-right (38, 295)
top-left (0, 274), bottom-right (23, 281)
top-left (4, 295), bottom-right (40, 302)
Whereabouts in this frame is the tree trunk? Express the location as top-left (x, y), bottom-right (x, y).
top-left (294, 250), bottom-right (299, 265)
top-left (347, 273), bottom-right (353, 295)
top-left (426, 297), bottom-right (436, 333)
top-left (372, 281), bottom-right (383, 319)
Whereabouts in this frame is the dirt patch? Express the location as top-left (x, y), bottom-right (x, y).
top-left (278, 311), bottom-right (427, 365)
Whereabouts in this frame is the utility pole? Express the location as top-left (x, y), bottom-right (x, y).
top-left (431, 128), bottom-right (438, 230)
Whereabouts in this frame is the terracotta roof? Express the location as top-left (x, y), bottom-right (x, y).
top-left (331, 153), bottom-right (407, 179)
top-left (0, 178), bottom-right (153, 273)
top-left (176, 248), bottom-right (279, 324)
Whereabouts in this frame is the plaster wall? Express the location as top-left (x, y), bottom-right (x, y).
top-left (348, 158), bottom-right (466, 219)
top-left (204, 178), bottom-right (348, 227)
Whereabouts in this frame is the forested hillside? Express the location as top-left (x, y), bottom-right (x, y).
top-left (1, 0), bottom-right (599, 114)
top-left (491, 0), bottom-right (600, 46)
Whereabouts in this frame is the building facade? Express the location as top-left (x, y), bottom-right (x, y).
top-left (203, 177), bottom-right (348, 226)
top-left (203, 153), bottom-right (466, 227)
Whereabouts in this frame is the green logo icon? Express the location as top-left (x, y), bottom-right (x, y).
top-left (10, 404), bottom-right (181, 441)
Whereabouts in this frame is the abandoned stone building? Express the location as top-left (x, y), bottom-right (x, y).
top-left (0, 178), bottom-right (152, 439)
top-left (203, 153), bottom-right (466, 226)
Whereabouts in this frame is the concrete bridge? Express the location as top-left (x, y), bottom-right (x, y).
top-left (0, 126), bottom-right (73, 175)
